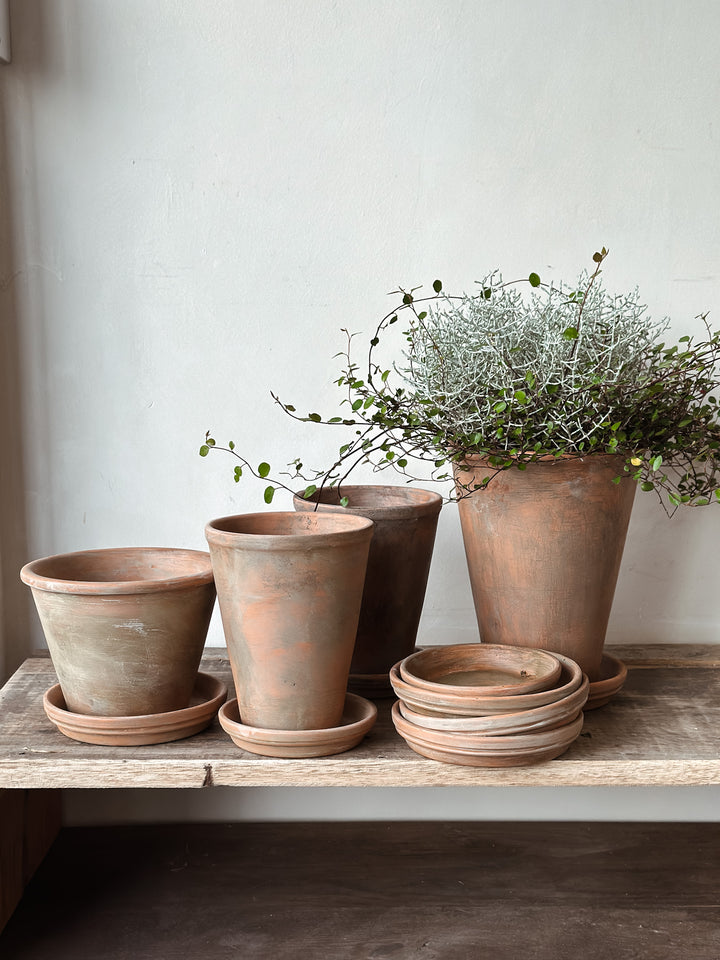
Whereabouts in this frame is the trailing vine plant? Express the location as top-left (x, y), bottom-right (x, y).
top-left (201, 249), bottom-right (720, 513)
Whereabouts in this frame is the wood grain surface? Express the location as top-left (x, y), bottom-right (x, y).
top-left (0, 646), bottom-right (719, 788)
top-left (1, 821), bottom-right (718, 960)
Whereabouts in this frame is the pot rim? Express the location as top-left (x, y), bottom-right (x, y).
top-left (205, 511), bottom-right (374, 550)
top-left (20, 546), bottom-right (214, 595)
top-left (453, 451), bottom-right (631, 472)
top-left (292, 484), bottom-right (442, 521)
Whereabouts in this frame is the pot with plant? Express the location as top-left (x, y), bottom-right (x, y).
top-left (201, 249), bottom-right (720, 694)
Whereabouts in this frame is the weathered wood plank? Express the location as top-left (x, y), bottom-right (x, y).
top-left (0, 648), bottom-right (719, 788)
top-left (1, 822), bottom-right (719, 960)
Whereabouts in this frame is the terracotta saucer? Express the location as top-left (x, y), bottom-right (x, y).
top-left (218, 692), bottom-right (377, 758)
top-left (585, 653), bottom-right (628, 709)
top-left (392, 702), bottom-right (584, 767)
top-left (397, 674), bottom-right (590, 736)
top-left (43, 672), bottom-right (227, 746)
top-left (389, 654), bottom-right (583, 717)
top-left (399, 644), bottom-right (562, 697)
top-left (394, 735), bottom-right (580, 768)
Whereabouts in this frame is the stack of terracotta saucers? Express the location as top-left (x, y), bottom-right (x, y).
top-left (390, 643), bottom-right (589, 767)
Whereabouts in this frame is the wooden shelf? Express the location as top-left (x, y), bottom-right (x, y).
top-left (1, 645), bottom-right (719, 946)
top-left (1, 644), bottom-right (719, 789)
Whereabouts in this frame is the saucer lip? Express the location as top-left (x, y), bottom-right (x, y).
top-left (43, 671), bottom-right (228, 741)
top-left (218, 692), bottom-right (377, 745)
top-left (397, 674), bottom-right (590, 735)
top-left (389, 655), bottom-right (583, 716)
top-left (400, 735), bottom-right (577, 767)
top-left (585, 654), bottom-right (627, 709)
top-left (392, 700), bottom-right (584, 752)
top-left (399, 644), bottom-right (562, 698)
top-left (592, 652), bottom-right (628, 685)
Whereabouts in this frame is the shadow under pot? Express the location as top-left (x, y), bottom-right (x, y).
top-left (205, 511), bottom-right (373, 731)
top-left (293, 485), bottom-right (442, 697)
top-left (20, 547), bottom-right (216, 716)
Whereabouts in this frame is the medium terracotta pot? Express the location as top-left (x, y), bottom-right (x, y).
top-left (205, 511), bottom-right (373, 730)
top-left (293, 485), bottom-right (442, 693)
top-left (453, 455), bottom-right (636, 681)
top-left (20, 547), bottom-right (216, 716)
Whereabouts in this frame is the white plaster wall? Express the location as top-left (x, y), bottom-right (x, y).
top-left (2, 0), bottom-right (719, 822)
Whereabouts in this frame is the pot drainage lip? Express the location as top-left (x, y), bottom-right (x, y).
top-left (43, 672), bottom-right (227, 746)
top-left (218, 692), bottom-right (377, 758)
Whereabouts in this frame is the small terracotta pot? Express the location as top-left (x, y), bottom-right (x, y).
top-left (293, 485), bottom-right (442, 691)
top-left (20, 547), bottom-right (216, 716)
top-left (205, 511), bottom-right (373, 730)
top-left (453, 455), bottom-right (636, 681)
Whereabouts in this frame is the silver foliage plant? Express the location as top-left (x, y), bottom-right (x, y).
top-left (202, 249), bottom-right (720, 511)
top-left (402, 269), bottom-right (667, 454)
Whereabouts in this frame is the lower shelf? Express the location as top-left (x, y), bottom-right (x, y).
top-left (1, 821), bottom-right (718, 960)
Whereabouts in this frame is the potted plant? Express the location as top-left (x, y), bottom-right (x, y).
top-left (202, 249), bottom-right (720, 683)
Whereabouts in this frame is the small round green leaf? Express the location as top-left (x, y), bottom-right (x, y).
top-left (258, 462), bottom-right (271, 478)
top-left (199, 445), bottom-right (210, 457)
top-left (528, 272), bottom-right (541, 287)
top-left (433, 279), bottom-right (442, 293)
top-left (263, 486), bottom-right (275, 504)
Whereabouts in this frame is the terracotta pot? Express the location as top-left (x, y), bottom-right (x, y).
top-left (453, 455), bottom-right (636, 681)
top-left (205, 511), bottom-right (373, 730)
top-left (293, 485), bottom-right (442, 692)
top-left (20, 547), bottom-right (216, 716)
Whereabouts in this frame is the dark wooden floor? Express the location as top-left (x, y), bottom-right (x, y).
top-left (0, 821), bottom-right (718, 959)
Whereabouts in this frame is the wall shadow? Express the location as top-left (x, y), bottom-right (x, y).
top-left (0, 1), bottom-right (51, 680)
top-left (0, 90), bottom-right (31, 681)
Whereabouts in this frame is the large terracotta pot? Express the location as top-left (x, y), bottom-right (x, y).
top-left (205, 511), bottom-right (373, 730)
top-left (20, 547), bottom-right (216, 716)
top-left (453, 455), bottom-right (636, 681)
top-left (293, 485), bottom-right (442, 694)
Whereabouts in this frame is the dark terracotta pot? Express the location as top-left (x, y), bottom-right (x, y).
top-left (205, 511), bottom-right (373, 730)
top-left (20, 547), bottom-right (216, 716)
top-left (453, 455), bottom-right (636, 681)
top-left (293, 485), bottom-right (442, 694)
